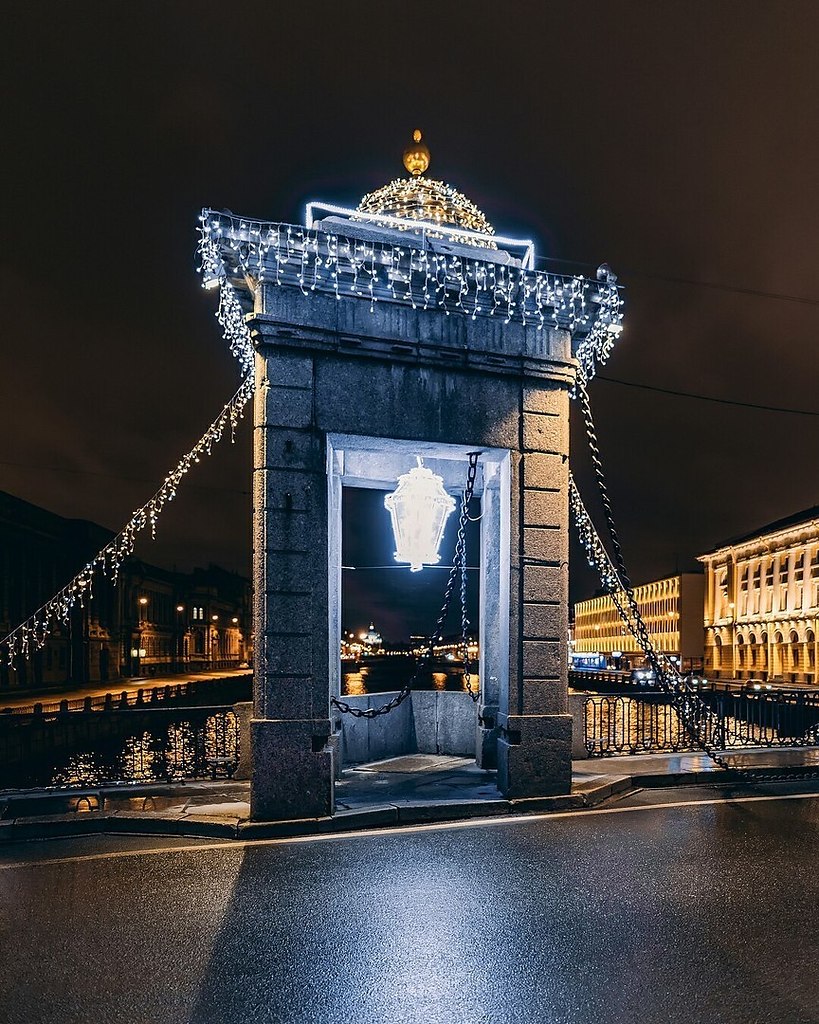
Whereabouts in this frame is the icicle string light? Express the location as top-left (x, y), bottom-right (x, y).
top-left (568, 472), bottom-right (679, 680)
top-left (1, 266), bottom-right (255, 665)
top-left (197, 208), bottom-right (623, 383)
top-left (5, 203), bottom-right (623, 666)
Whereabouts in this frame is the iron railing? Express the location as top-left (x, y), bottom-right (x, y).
top-left (584, 691), bottom-right (819, 756)
top-left (0, 706), bottom-right (241, 790)
top-left (0, 674), bottom-right (251, 716)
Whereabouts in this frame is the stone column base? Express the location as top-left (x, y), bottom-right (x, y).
top-left (250, 719), bottom-right (334, 821)
top-left (496, 713), bottom-right (572, 798)
top-left (475, 703), bottom-right (499, 769)
top-left (232, 702), bottom-right (253, 780)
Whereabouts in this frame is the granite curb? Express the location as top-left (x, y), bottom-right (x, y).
top-left (0, 776), bottom-right (631, 844)
top-left (3, 762), bottom-right (815, 845)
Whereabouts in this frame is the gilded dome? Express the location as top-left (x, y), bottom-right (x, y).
top-left (357, 130), bottom-right (496, 248)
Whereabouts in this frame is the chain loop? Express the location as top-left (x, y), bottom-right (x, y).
top-left (574, 380), bottom-right (819, 780)
top-left (332, 452), bottom-right (481, 718)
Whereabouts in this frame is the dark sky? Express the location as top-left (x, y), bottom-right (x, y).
top-left (2, 2), bottom-right (818, 633)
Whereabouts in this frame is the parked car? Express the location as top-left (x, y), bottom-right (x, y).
top-left (630, 668), bottom-right (656, 687)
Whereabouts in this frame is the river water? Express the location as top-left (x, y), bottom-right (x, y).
top-left (343, 661), bottom-right (474, 695)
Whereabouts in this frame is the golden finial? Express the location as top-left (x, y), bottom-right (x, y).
top-left (403, 129), bottom-right (430, 176)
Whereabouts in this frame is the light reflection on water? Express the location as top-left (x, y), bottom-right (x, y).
top-left (342, 665), bottom-right (476, 696)
top-left (585, 697), bottom-right (695, 755)
top-left (584, 695), bottom-right (814, 754)
top-left (344, 671), bottom-right (368, 696)
top-left (34, 712), bottom-right (240, 789)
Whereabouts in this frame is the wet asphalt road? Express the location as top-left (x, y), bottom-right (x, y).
top-left (1, 792), bottom-right (819, 1024)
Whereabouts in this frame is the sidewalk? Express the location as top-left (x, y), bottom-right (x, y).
top-left (0, 668), bottom-right (250, 713)
top-left (3, 748), bottom-right (818, 844)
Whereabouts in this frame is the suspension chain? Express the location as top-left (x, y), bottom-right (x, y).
top-left (575, 380), bottom-right (737, 770)
top-left (332, 452), bottom-right (481, 718)
top-left (575, 381), bottom-right (819, 780)
top-left (459, 455), bottom-right (480, 702)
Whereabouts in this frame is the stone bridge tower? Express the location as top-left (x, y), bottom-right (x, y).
top-left (201, 134), bottom-right (622, 821)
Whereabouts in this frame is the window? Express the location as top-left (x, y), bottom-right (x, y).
top-left (716, 568), bottom-right (729, 617)
top-left (813, 553), bottom-right (819, 609)
top-left (779, 558), bottom-right (789, 586)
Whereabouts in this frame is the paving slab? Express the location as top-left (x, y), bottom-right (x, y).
top-left (3, 748), bottom-right (819, 842)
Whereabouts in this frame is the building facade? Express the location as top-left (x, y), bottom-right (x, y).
top-left (573, 573), bottom-right (705, 672)
top-left (699, 507), bottom-right (819, 684)
top-left (0, 490), bottom-right (251, 692)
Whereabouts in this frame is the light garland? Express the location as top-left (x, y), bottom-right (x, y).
top-left (357, 176), bottom-right (497, 248)
top-left (4, 200), bottom-right (623, 668)
top-left (568, 472), bottom-right (679, 680)
top-left (1, 268), bottom-right (255, 666)
top-left (570, 470), bottom-right (737, 763)
top-left (197, 209), bottom-right (623, 382)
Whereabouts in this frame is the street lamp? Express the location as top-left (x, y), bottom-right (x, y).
top-left (384, 458), bottom-right (455, 572)
top-left (174, 605), bottom-right (185, 674)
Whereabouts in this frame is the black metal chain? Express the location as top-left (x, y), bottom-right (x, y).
top-left (576, 379), bottom-right (740, 768)
top-left (458, 455), bottom-right (480, 702)
top-left (573, 380), bottom-right (737, 765)
top-left (575, 379), bottom-right (819, 781)
top-left (332, 452), bottom-right (481, 718)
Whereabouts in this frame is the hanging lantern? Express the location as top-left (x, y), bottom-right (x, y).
top-left (384, 458), bottom-right (456, 572)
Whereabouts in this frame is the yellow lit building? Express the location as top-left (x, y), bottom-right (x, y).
top-left (573, 574), bottom-right (705, 671)
top-left (699, 507), bottom-right (819, 684)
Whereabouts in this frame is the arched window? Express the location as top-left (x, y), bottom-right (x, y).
top-left (790, 630), bottom-right (801, 673)
top-left (773, 631), bottom-right (784, 678)
top-left (748, 633), bottom-right (757, 669)
top-left (713, 635), bottom-right (722, 671)
top-left (759, 633), bottom-right (768, 675)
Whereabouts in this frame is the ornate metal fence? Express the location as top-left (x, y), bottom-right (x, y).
top-left (584, 691), bottom-right (819, 757)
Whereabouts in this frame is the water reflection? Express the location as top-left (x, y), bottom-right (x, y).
top-left (52, 752), bottom-right (108, 788)
top-left (585, 697), bottom-right (695, 755)
top-left (3, 711), bottom-right (240, 790)
top-left (121, 731), bottom-right (160, 782)
top-left (344, 671), bottom-right (367, 696)
top-left (342, 662), bottom-right (474, 696)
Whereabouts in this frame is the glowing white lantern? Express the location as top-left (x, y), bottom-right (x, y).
top-left (384, 459), bottom-right (456, 572)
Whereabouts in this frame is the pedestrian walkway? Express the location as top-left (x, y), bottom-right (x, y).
top-left (3, 747), bottom-right (819, 845)
top-left (0, 668), bottom-right (250, 713)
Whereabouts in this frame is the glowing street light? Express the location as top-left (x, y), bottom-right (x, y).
top-left (384, 458), bottom-right (455, 572)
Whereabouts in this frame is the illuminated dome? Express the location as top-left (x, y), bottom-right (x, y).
top-left (357, 130), bottom-right (496, 247)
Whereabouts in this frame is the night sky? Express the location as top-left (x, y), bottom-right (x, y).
top-left (3, 3), bottom-right (818, 639)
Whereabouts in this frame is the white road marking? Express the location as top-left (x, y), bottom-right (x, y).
top-left (1, 789), bottom-right (818, 870)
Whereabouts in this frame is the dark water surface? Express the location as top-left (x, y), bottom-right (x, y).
top-left (343, 660), bottom-right (473, 696)
top-left (2, 711), bottom-right (239, 790)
